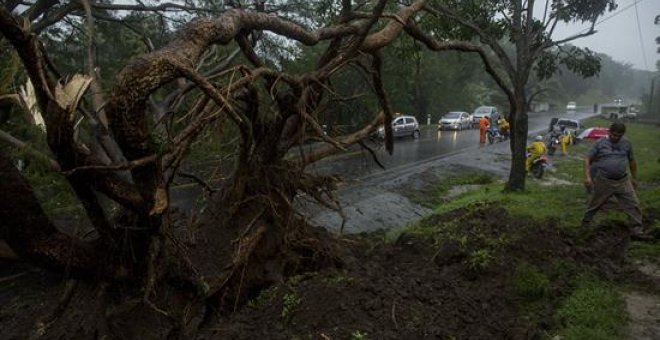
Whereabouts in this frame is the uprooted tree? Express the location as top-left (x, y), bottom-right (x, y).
top-left (0, 0), bottom-right (435, 337)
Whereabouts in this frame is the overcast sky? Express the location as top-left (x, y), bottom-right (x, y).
top-left (551, 0), bottom-right (660, 72)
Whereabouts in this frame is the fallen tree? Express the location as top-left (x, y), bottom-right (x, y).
top-left (0, 1), bottom-right (430, 337)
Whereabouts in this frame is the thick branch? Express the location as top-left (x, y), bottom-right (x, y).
top-left (0, 129), bottom-right (61, 171)
top-left (0, 149), bottom-right (99, 274)
top-left (404, 22), bottom-right (514, 100)
top-left (425, 3), bottom-right (517, 77)
top-left (297, 112), bottom-right (384, 166)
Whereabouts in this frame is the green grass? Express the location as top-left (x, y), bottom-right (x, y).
top-left (555, 277), bottom-right (626, 340)
top-left (425, 180), bottom-right (586, 230)
top-left (400, 117), bottom-right (660, 338)
top-left (513, 263), bottom-right (551, 299)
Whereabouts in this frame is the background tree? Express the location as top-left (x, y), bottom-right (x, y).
top-left (407, 0), bottom-right (617, 191)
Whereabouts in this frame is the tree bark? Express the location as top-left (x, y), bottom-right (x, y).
top-left (506, 87), bottom-right (529, 191)
top-left (0, 149), bottom-right (100, 274)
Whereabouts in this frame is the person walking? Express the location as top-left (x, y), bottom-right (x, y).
top-left (479, 115), bottom-right (489, 144)
top-left (582, 122), bottom-right (645, 235)
top-left (559, 127), bottom-right (573, 156)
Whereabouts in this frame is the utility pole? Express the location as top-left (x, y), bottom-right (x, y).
top-left (650, 76), bottom-right (659, 115)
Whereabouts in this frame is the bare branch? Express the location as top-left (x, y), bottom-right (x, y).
top-left (61, 154), bottom-right (159, 176)
top-left (297, 112), bottom-right (384, 166)
top-left (546, 21), bottom-right (597, 48)
top-left (0, 129), bottom-right (61, 171)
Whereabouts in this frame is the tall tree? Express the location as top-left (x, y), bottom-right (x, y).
top-left (407, 0), bottom-right (616, 190)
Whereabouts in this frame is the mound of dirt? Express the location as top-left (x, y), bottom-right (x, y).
top-left (1, 203), bottom-right (652, 339)
top-left (203, 203), bottom-right (633, 339)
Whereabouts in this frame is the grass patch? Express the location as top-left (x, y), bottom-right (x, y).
top-left (555, 277), bottom-right (626, 340)
top-left (425, 181), bottom-right (585, 230)
top-left (627, 241), bottom-right (660, 263)
top-left (434, 172), bottom-right (496, 196)
top-left (514, 263), bottom-right (550, 300)
top-left (407, 171), bottom-right (496, 208)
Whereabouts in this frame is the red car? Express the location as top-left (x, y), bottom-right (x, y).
top-left (576, 127), bottom-right (609, 141)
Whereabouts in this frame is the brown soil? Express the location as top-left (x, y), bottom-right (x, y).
top-left (0, 203), bottom-right (656, 339)
top-left (201, 203), bottom-right (639, 339)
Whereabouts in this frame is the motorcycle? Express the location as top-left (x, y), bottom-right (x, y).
top-left (546, 132), bottom-right (560, 156)
top-left (528, 154), bottom-right (549, 179)
top-left (487, 127), bottom-right (507, 144)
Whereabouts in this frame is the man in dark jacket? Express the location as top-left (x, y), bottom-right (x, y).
top-left (582, 122), bottom-right (645, 236)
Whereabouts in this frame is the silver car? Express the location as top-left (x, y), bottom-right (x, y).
top-left (438, 111), bottom-right (472, 130)
top-left (472, 106), bottom-right (498, 126)
top-left (377, 115), bottom-right (420, 139)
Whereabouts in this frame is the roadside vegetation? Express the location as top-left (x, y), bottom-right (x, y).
top-left (400, 117), bottom-right (660, 338)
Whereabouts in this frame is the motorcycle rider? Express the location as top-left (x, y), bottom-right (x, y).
top-left (526, 135), bottom-right (547, 173)
top-left (498, 117), bottom-right (510, 138)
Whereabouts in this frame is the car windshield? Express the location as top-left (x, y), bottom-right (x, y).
top-left (444, 112), bottom-right (461, 119)
top-left (558, 120), bottom-right (578, 129)
top-left (474, 107), bottom-right (490, 114)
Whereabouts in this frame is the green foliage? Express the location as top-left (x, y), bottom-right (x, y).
top-left (468, 248), bottom-right (494, 270)
top-left (514, 263), bottom-right (550, 299)
top-left (535, 51), bottom-right (559, 81)
top-left (555, 277), bottom-right (626, 340)
top-left (247, 286), bottom-right (278, 309)
top-left (558, 46), bottom-right (601, 78)
top-left (350, 330), bottom-right (368, 340)
top-left (322, 272), bottom-right (355, 286)
top-left (281, 292), bottom-right (302, 320)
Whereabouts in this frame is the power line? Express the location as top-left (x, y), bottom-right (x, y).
top-left (633, 0), bottom-right (649, 70)
top-left (585, 0), bottom-right (644, 31)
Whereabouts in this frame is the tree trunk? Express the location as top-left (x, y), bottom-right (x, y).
top-left (0, 149), bottom-right (100, 274)
top-left (506, 88), bottom-right (528, 191)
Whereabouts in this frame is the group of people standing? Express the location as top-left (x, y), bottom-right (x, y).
top-left (478, 113), bottom-right (509, 144)
top-left (525, 121), bottom-right (648, 239)
top-left (479, 115), bottom-right (646, 238)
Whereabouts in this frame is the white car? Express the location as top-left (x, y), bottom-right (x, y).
top-left (566, 101), bottom-right (577, 113)
top-left (377, 115), bottom-right (420, 139)
top-left (438, 111), bottom-right (472, 130)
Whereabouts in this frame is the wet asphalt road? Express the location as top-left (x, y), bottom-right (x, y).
top-left (171, 110), bottom-right (594, 213)
top-left (308, 110), bottom-right (595, 181)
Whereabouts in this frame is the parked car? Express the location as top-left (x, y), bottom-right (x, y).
top-left (556, 118), bottom-right (581, 136)
top-left (377, 115), bottom-right (420, 139)
top-left (438, 111), bottom-right (472, 130)
top-left (576, 127), bottom-right (609, 141)
top-left (471, 106), bottom-right (498, 126)
top-left (566, 101), bottom-right (577, 113)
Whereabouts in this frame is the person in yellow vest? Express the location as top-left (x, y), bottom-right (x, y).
top-left (497, 117), bottom-right (510, 138)
top-left (526, 135), bottom-right (547, 172)
top-left (559, 128), bottom-right (573, 156)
